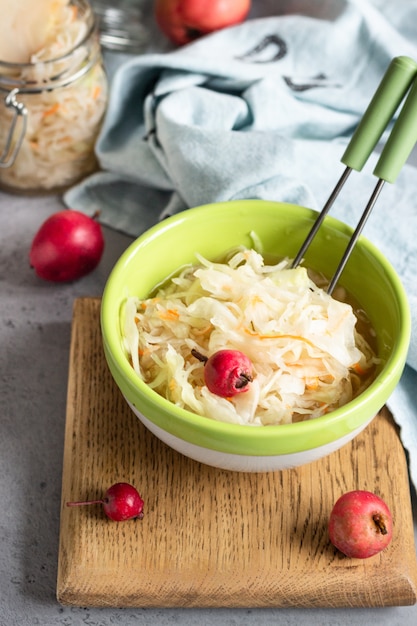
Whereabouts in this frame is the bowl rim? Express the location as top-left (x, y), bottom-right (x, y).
top-left (101, 200), bottom-right (411, 455)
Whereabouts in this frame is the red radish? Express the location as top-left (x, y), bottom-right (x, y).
top-left (66, 482), bottom-right (144, 522)
top-left (328, 490), bottom-right (393, 559)
top-left (29, 209), bottom-right (104, 282)
top-left (192, 348), bottom-right (253, 397)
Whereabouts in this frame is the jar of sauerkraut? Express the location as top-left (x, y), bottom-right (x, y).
top-left (0, 0), bottom-right (108, 194)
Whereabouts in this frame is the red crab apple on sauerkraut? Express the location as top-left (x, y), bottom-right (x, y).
top-left (192, 348), bottom-right (254, 397)
top-left (123, 248), bottom-right (378, 426)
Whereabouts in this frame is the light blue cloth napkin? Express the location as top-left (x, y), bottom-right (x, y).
top-left (65, 0), bottom-right (417, 487)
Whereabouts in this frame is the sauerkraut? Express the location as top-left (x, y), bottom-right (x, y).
top-left (123, 248), bottom-right (378, 426)
top-left (0, 0), bottom-right (107, 192)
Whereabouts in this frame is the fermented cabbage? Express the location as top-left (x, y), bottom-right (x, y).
top-left (124, 248), bottom-right (378, 426)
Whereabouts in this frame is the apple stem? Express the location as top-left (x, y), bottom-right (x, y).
top-left (191, 348), bottom-right (208, 364)
top-left (66, 499), bottom-right (104, 507)
top-left (372, 513), bottom-right (388, 535)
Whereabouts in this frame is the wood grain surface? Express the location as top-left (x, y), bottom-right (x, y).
top-left (57, 297), bottom-right (417, 608)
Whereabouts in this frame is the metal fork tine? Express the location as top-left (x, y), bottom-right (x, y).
top-left (291, 166), bottom-right (352, 269)
top-left (327, 179), bottom-right (385, 294)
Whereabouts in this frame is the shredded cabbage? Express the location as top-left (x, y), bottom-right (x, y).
top-left (123, 249), bottom-right (378, 426)
top-left (0, 0), bottom-right (59, 63)
top-left (0, 0), bottom-right (107, 192)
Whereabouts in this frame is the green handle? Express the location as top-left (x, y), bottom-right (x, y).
top-left (373, 76), bottom-right (417, 182)
top-left (341, 56), bottom-right (417, 171)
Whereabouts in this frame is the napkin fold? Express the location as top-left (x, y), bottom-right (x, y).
top-left (65, 0), bottom-right (417, 488)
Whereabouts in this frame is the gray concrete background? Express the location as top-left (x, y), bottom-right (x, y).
top-left (1, 1), bottom-right (417, 624)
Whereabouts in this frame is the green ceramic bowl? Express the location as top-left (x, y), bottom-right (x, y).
top-left (101, 200), bottom-right (411, 471)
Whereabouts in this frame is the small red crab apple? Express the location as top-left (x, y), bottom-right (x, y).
top-left (66, 482), bottom-right (144, 521)
top-left (192, 348), bottom-right (253, 397)
top-left (328, 490), bottom-right (393, 559)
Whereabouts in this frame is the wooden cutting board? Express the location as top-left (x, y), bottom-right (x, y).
top-left (57, 297), bottom-right (417, 608)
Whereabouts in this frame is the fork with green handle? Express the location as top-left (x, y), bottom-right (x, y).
top-left (292, 55), bottom-right (417, 294)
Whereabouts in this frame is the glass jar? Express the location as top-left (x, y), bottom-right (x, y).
top-left (92, 0), bottom-right (149, 52)
top-left (0, 0), bottom-right (108, 194)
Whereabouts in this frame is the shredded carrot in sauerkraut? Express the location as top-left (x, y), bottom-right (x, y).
top-left (123, 249), bottom-right (378, 426)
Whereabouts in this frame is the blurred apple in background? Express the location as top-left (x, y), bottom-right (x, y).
top-left (155, 0), bottom-right (252, 45)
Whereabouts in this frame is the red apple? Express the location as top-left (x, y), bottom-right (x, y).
top-left (155, 0), bottom-right (251, 46)
top-left (328, 490), bottom-right (393, 559)
top-left (29, 210), bottom-right (104, 282)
